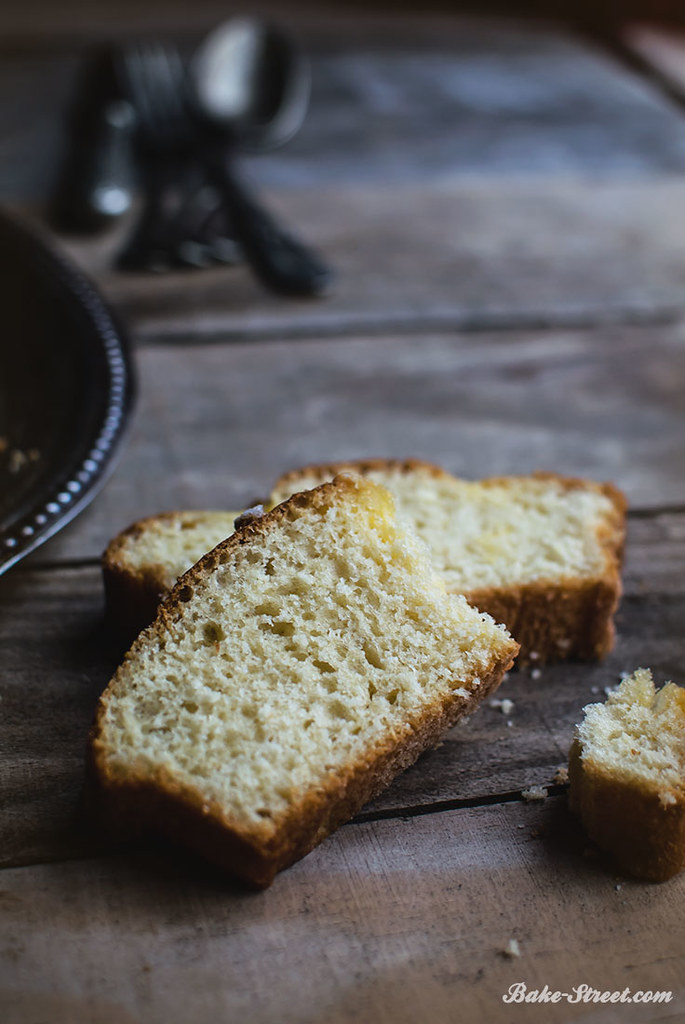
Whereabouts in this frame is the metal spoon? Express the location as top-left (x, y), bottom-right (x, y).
top-left (192, 17), bottom-right (311, 153)
top-left (191, 18), bottom-right (333, 297)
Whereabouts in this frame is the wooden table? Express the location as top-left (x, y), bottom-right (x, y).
top-left (1, 10), bottom-right (684, 1023)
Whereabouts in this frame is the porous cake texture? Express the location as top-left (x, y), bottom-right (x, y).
top-left (272, 460), bottom-right (626, 663)
top-left (102, 462), bottom-right (626, 665)
top-left (569, 669), bottom-right (685, 881)
top-left (92, 475), bottom-right (518, 886)
top-left (103, 510), bottom-right (240, 641)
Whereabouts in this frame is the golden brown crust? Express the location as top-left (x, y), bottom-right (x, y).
top-left (568, 739), bottom-right (685, 882)
top-left (91, 656), bottom-right (515, 888)
top-left (91, 475), bottom-right (518, 887)
top-left (272, 458), bottom-right (450, 498)
top-left (465, 573), bottom-right (620, 665)
top-left (102, 464), bottom-right (626, 664)
top-left (469, 472), bottom-right (625, 663)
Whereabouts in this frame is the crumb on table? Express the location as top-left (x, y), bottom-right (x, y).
top-left (521, 785), bottom-right (548, 802)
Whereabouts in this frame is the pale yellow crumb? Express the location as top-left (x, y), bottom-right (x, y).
top-left (521, 786), bottom-right (548, 802)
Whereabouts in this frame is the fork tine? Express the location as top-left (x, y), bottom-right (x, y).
top-left (121, 38), bottom-right (189, 149)
top-left (123, 44), bottom-right (157, 142)
top-left (155, 42), bottom-right (188, 129)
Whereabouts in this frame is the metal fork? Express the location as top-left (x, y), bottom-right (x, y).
top-left (116, 40), bottom-right (234, 271)
top-left (121, 41), bottom-right (190, 152)
top-left (117, 39), bottom-right (331, 294)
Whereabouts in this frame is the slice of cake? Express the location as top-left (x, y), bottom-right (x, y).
top-left (91, 475), bottom-right (518, 887)
top-left (272, 460), bottom-right (626, 664)
top-left (103, 510), bottom-right (240, 641)
top-left (569, 669), bottom-right (685, 881)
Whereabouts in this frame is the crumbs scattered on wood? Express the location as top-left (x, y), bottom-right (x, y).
top-left (552, 766), bottom-right (569, 785)
top-left (502, 938), bottom-right (521, 958)
top-left (233, 505), bottom-right (265, 529)
top-left (489, 697), bottom-right (515, 715)
top-left (521, 785), bottom-right (548, 802)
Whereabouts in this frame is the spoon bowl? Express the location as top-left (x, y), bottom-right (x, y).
top-left (191, 17), bottom-right (311, 152)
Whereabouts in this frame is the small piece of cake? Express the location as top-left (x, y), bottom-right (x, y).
top-left (91, 475), bottom-right (518, 887)
top-left (103, 510), bottom-right (240, 640)
top-left (272, 460), bottom-right (626, 664)
top-left (569, 669), bottom-right (685, 881)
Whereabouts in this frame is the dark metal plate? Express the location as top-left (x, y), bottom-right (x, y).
top-left (0, 209), bottom-right (135, 573)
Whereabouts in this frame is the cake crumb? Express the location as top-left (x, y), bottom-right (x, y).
top-left (529, 651), bottom-right (539, 661)
top-left (521, 785), bottom-right (548, 802)
top-left (615, 884), bottom-right (622, 891)
top-left (530, 668), bottom-right (541, 680)
top-left (8, 449), bottom-right (27, 473)
top-left (490, 697), bottom-right (515, 716)
top-left (233, 505), bottom-right (265, 529)
top-left (553, 766), bottom-right (569, 785)
top-left (502, 938), bottom-right (521, 958)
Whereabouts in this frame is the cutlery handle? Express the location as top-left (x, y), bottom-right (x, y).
top-left (116, 153), bottom-right (242, 272)
top-left (209, 156), bottom-right (333, 297)
top-left (54, 100), bottom-right (137, 233)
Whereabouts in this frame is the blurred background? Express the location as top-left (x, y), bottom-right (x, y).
top-left (3, 0), bottom-right (685, 337)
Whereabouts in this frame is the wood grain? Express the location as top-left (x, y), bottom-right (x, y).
top-left (5, 15), bottom-right (685, 201)
top-left (56, 177), bottom-right (685, 340)
top-left (23, 320), bottom-right (685, 567)
top-left (2, 512), bottom-right (683, 870)
top-left (3, 16), bottom-right (685, 1020)
top-left (0, 799), bottom-right (683, 1024)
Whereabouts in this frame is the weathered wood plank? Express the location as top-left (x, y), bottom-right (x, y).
top-left (5, 16), bottom-right (685, 200)
top-left (1, 518), bottom-right (683, 870)
top-left (0, 799), bottom-right (683, 1024)
top-left (24, 321), bottom-right (685, 566)
top-left (0, 567), bottom-right (119, 868)
top-left (8, 20), bottom-right (685, 335)
top-left (56, 177), bottom-right (685, 339)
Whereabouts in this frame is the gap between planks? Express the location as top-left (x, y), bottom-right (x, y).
top-left (130, 301), bottom-right (685, 347)
top-left (0, 790), bottom-right (567, 876)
